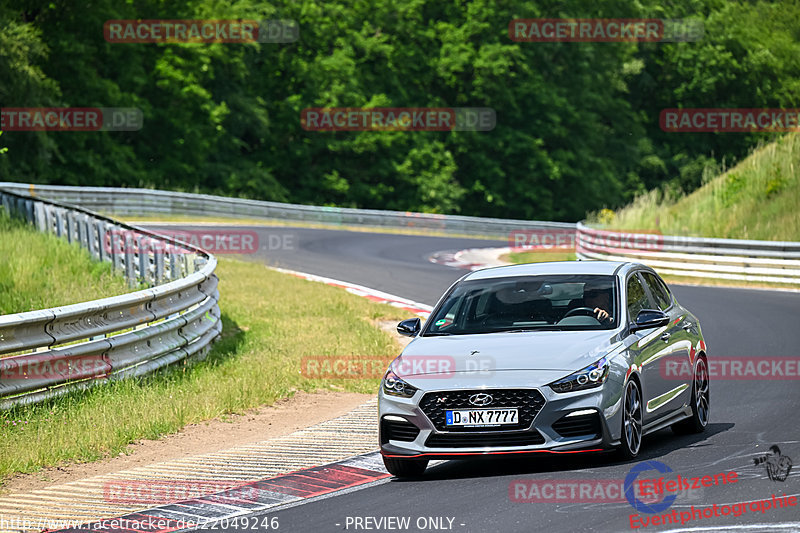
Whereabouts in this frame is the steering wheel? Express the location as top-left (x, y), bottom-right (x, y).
top-left (563, 306), bottom-right (597, 319)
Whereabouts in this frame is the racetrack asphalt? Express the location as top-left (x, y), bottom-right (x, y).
top-left (142, 224), bottom-right (800, 533)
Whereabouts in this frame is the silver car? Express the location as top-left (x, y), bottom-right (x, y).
top-left (379, 261), bottom-right (709, 478)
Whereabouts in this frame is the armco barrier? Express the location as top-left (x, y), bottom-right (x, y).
top-left (576, 222), bottom-right (800, 284)
top-left (3, 183), bottom-right (797, 283)
top-left (0, 188), bottom-right (221, 409)
top-left (0, 183), bottom-right (574, 237)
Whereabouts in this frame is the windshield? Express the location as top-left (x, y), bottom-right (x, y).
top-left (424, 274), bottom-right (618, 335)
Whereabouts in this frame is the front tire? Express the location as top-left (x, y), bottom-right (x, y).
top-left (672, 356), bottom-right (710, 434)
top-left (617, 379), bottom-right (643, 460)
top-left (382, 456), bottom-right (428, 478)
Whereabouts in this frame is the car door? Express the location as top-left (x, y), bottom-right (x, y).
top-left (640, 271), bottom-right (695, 415)
top-left (636, 271), bottom-right (691, 423)
top-left (624, 271), bottom-right (676, 425)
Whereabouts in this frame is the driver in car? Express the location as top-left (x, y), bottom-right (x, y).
top-left (584, 289), bottom-right (613, 323)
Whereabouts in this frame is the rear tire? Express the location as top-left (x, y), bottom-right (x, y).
top-left (672, 357), bottom-right (710, 435)
top-left (382, 456), bottom-right (428, 478)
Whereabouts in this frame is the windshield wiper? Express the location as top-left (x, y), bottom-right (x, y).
top-left (423, 332), bottom-right (453, 336)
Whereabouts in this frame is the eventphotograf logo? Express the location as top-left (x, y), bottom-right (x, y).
top-left (625, 461), bottom-right (678, 514)
top-left (754, 445), bottom-right (793, 482)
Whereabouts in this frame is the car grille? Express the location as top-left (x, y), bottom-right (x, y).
top-left (426, 430), bottom-right (545, 448)
top-left (552, 412), bottom-right (602, 438)
top-left (419, 388), bottom-right (545, 432)
top-left (381, 418), bottom-right (421, 443)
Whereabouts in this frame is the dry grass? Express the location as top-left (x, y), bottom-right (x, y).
top-left (590, 133), bottom-right (800, 241)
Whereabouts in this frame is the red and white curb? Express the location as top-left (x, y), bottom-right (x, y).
top-left (45, 452), bottom-right (391, 533)
top-left (428, 247), bottom-right (515, 271)
top-left (270, 267), bottom-right (433, 318)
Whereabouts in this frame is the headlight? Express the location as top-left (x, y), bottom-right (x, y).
top-left (549, 357), bottom-right (609, 393)
top-left (382, 369), bottom-right (418, 398)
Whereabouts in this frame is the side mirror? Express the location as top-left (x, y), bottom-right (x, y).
top-left (630, 309), bottom-right (670, 332)
top-left (397, 318), bottom-right (421, 337)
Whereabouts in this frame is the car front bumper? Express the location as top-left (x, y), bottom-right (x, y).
top-left (378, 377), bottom-right (624, 460)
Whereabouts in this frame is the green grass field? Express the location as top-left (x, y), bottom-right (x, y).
top-left (590, 133), bottom-right (800, 241)
top-left (0, 213), bottom-right (131, 314)
top-left (0, 257), bottom-right (407, 484)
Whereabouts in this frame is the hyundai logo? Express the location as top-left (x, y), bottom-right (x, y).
top-left (468, 393), bottom-right (493, 406)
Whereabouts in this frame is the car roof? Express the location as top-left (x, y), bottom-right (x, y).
top-left (462, 260), bottom-right (631, 281)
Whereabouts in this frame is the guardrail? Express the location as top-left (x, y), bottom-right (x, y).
top-left (0, 188), bottom-right (221, 409)
top-left (576, 222), bottom-right (800, 284)
top-left (0, 183), bottom-right (574, 237)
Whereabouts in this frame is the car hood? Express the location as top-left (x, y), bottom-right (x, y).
top-left (394, 330), bottom-right (619, 378)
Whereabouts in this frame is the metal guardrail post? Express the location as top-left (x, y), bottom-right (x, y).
top-left (124, 233), bottom-right (136, 287)
top-left (24, 198), bottom-right (34, 223)
top-left (55, 208), bottom-right (64, 238)
top-left (65, 211), bottom-right (74, 243)
top-left (169, 252), bottom-right (178, 281)
top-left (154, 249), bottom-right (165, 284)
top-left (33, 202), bottom-right (46, 232)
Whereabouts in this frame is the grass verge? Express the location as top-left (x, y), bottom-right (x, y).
top-left (0, 213), bottom-right (130, 314)
top-left (0, 257), bottom-right (408, 485)
top-left (591, 133), bottom-right (800, 241)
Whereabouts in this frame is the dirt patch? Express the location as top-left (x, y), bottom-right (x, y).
top-left (0, 390), bottom-right (373, 495)
top-left (374, 319), bottom-right (414, 349)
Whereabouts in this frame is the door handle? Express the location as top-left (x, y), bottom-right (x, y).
top-left (660, 333), bottom-right (671, 342)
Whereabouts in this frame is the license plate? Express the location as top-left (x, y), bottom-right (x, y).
top-left (445, 408), bottom-right (519, 427)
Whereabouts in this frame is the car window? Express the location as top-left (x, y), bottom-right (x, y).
top-left (626, 274), bottom-right (650, 320)
top-left (424, 274), bottom-right (618, 334)
top-left (641, 272), bottom-right (672, 311)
